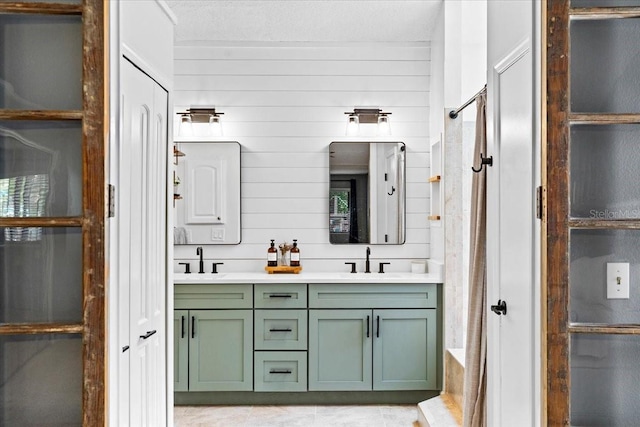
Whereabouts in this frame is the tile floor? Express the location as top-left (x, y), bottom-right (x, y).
top-left (174, 404), bottom-right (420, 427)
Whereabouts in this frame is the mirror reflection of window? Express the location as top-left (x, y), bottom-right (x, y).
top-left (329, 188), bottom-right (350, 233)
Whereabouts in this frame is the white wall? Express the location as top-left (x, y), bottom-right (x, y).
top-left (172, 43), bottom-right (432, 274)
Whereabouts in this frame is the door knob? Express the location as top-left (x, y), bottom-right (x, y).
top-left (491, 300), bottom-right (507, 316)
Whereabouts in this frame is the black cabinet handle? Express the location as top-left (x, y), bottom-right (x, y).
top-left (366, 315), bottom-right (370, 338)
top-left (181, 315), bottom-right (185, 338)
top-left (269, 294), bottom-right (292, 298)
top-left (191, 316), bottom-right (195, 338)
top-left (376, 315), bottom-right (380, 338)
top-left (269, 328), bottom-right (292, 332)
top-left (269, 369), bottom-right (292, 374)
top-left (122, 345), bottom-right (130, 353)
top-left (140, 330), bottom-right (157, 340)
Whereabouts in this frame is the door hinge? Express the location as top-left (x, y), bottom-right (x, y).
top-left (108, 184), bottom-right (116, 218)
top-left (536, 185), bottom-right (543, 220)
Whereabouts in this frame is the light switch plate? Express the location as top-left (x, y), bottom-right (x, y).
top-left (607, 262), bottom-right (630, 299)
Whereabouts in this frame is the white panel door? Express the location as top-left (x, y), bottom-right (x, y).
top-left (486, 2), bottom-right (539, 425)
top-left (121, 58), bottom-right (168, 427)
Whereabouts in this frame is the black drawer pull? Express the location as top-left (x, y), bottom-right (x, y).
top-left (191, 316), bottom-right (195, 338)
top-left (268, 294), bottom-right (293, 298)
top-left (376, 315), bottom-right (380, 338)
top-left (140, 330), bottom-right (157, 340)
top-left (269, 369), bottom-right (292, 374)
top-left (181, 315), bottom-right (185, 338)
top-left (269, 328), bottom-right (293, 332)
top-left (366, 315), bottom-right (370, 338)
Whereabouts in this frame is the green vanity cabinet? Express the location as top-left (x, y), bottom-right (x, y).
top-left (308, 284), bottom-right (438, 392)
top-left (174, 285), bottom-right (253, 392)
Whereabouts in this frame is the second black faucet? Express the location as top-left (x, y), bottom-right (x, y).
top-left (365, 246), bottom-right (371, 273)
top-left (196, 246), bottom-right (204, 274)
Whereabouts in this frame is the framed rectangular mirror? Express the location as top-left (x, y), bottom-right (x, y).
top-left (173, 141), bottom-right (241, 244)
top-left (329, 141), bottom-right (405, 244)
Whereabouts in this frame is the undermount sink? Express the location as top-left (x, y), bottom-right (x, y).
top-left (339, 273), bottom-right (403, 279)
top-left (174, 273), bottom-right (226, 283)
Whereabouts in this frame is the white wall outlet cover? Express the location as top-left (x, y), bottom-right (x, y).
top-left (606, 262), bottom-right (630, 300)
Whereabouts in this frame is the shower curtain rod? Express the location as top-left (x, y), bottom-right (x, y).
top-left (448, 84), bottom-right (487, 119)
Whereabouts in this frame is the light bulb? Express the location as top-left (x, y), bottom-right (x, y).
top-left (377, 115), bottom-right (391, 136)
top-left (179, 114), bottom-right (193, 137)
top-left (209, 115), bottom-right (223, 136)
top-left (346, 115), bottom-right (359, 136)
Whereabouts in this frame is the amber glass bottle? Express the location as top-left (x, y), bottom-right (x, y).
top-left (290, 239), bottom-right (300, 267)
top-left (267, 239), bottom-right (278, 267)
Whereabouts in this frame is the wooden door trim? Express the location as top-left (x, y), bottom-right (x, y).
top-left (82, 0), bottom-right (107, 424)
top-left (545, 0), bottom-right (570, 425)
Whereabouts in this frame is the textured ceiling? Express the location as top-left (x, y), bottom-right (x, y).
top-left (164, 1), bottom-right (443, 44)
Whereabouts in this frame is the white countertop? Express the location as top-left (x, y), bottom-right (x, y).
top-left (173, 271), bottom-right (442, 285)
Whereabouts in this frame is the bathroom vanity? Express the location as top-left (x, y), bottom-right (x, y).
top-left (174, 273), bottom-right (442, 405)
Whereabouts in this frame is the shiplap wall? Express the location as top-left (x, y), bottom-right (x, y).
top-left (173, 43), bottom-right (432, 273)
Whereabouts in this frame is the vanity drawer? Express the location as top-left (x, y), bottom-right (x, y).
top-left (255, 310), bottom-right (308, 351)
top-left (175, 284), bottom-right (253, 309)
top-left (254, 284), bottom-right (307, 309)
top-left (254, 351), bottom-right (308, 392)
top-left (308, 283), bottom-right (437, 309)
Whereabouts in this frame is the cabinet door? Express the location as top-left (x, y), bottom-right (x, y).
top-left (373, 309), bottom-right (437, 390)
top-left (308, 309), bottom-right (372, 391)
top-left (189, 310), bottom-right (253, 391)
top-left (174, 310), bottom-right (189, 392)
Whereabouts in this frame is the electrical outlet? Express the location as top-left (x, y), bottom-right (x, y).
top-left (211, 227), bottom-right (225, 242)
top-left (607, 262), bottom-right (630, 299)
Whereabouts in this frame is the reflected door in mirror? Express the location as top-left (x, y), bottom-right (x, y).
top-left (174, 142), bottom-right (241, 244)
top-left (329, 141), bottom-right (405, 244)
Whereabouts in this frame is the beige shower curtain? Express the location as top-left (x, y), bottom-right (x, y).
top-left (463, 91), bottom-right (487, 427)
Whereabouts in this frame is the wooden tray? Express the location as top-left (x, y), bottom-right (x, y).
top-left (265, 266), bottom-right (302, 274)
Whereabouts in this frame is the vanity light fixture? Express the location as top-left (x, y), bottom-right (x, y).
top-left (346, 114), bottom-right (359, 136)
top-left (177, 107), bottom-right (225, 137)
top-left (179, 113), bottom-right (193, 137)
top-left (344, 108), bottom-right (392, 136)
top-left (377, 114), bottom-right (391, 136)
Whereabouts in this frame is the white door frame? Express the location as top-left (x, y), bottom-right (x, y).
top-left (485, 1), bottom-right (542, 423)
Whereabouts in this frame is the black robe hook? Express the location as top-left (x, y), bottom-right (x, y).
top-left (472, 153), bottom-right (493, 173)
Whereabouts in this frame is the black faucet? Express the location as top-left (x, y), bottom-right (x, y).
top-left (365, 246), bottom-right (371, 273)
top-left (196, 246), bottom-right (204, 274)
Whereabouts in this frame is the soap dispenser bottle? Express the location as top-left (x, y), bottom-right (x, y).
top-left (290, 239), bottom-right (300, 267)
top-left (267, 239), bottom-right (278, 267)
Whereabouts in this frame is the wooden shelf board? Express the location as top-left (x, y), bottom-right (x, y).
top-left (0, 217), bottom-right (83, 227)
top-left (0, 109), bottom-right (83, 121)
top-left (0, 2), bottom-right (83, 15)
top-left (569, 219), bottom-right (640, 229)
top-left (0, 323), bottom-right (83, 335)
top-left (569, 113), bottom-right (640, 125)
top-left (569, 323), bottom-right (640, 335)
top-left (570, 6), bottom-right (640, 20)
